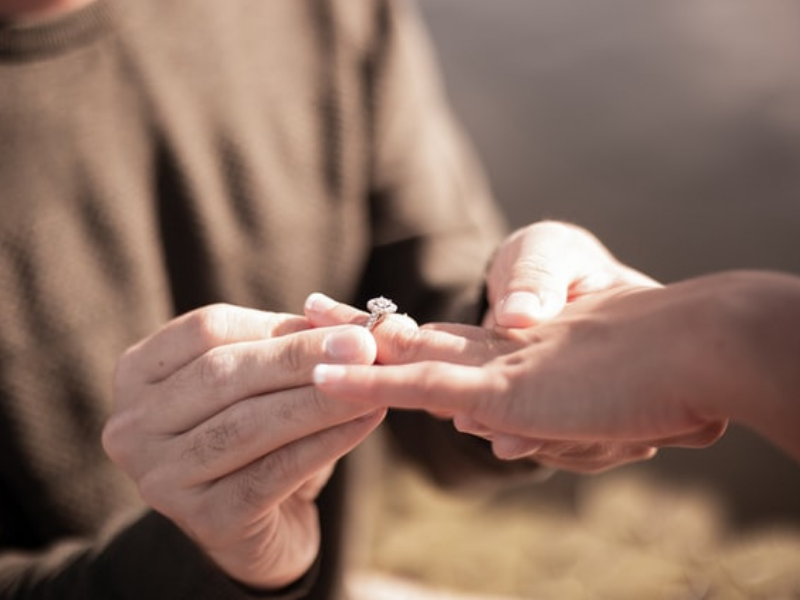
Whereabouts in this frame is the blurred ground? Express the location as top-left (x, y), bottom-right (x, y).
top-left (362, 462), bottom-right (800, 600)
top-left (360, 1), bottom-right (800, 598)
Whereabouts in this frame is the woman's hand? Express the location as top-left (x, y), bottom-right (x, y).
top-left (308, 286), bottom-right (730, 473)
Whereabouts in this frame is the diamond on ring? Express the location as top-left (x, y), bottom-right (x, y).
top-left (365, 296), bottom-right (397, 331)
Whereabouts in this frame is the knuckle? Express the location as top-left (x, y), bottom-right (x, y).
top-left (184, 408), bottom-right (252, 468)
top-left (278, 334), bottom-right (312, 374)
top-left (305, 385), bottom-right (341, 420)
top-left (380, 327), bottom-right (422, 364)
top-left (234, 473), bottom-right (267, 512)
top-left (266, 387), bottom-right (339, 431)
top-left (260, 447), bottom-right (299, 485)
top-left (190, 303), bottom-right (236, 346)
top-left (231, 469), bottom-right (265, 513)
top-left (233, 452), bottom-right (295, 510)
top-left (225, 400), bottom-right (261, 444)
top-left (196, 422), bottom-right (239, 464)
top-left (197, 347), bottom-right (238, 389)
top-left (509, 254), bottom-right (557, 281)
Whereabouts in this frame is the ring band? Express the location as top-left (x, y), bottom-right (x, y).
top-left (365, 296), bottom-right (398, 331)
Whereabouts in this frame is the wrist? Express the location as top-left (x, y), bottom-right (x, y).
top-left (658, 272), bottom-right (763, 425)
top-left (717, 272), bottom-right (800, 459)
top-left (685, 272), bottom-right (800, 441)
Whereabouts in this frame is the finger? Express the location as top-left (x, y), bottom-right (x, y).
top-left (305, 292), bottom-right (496, 366)
top-left (489, 222), bottom-right (662, 329)
top-left (313, 361), bottom-right (498, 414)
top-left (647, 419), bottom-right (728, 449)
top-left (109, 324), bottom-right (378, 447)
top-left (162, 324), bottom-right (377, 431)
top-left (304, 292), bottom-right (418, 331)
top-left (165, 386), bottom-right (383, 486)
top-left (531, 442), bottom-right (658, 474)
top-left (122, 304), bottom-right (310, 384)
top-left (305, 292), bottom-right (371, 327)
top-left (490, 434), bottom-right (545, 460)
top-left (488, 223), bottom-right (581, 328)
top-left (453, 414), bottom-right (493, 437)
top-left (171, 409), bottom-right (387, 536)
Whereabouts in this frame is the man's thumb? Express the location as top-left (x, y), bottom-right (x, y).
top-left (495, 287), bottom-right (566, 328)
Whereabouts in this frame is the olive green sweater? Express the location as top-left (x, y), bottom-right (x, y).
top-left (0, 0), bottom-right (518, 598)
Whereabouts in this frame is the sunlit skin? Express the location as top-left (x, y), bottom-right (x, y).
top-left (482, 221), bottom-right (658, 329)
top-left (103, 306), bottom-right (386, 589)
top-left (310, 269), bottom-right (800, 470)
top-left (102, 220), bottom-right (659, 589)
top-left (306, 221), bottom-right (711, 474)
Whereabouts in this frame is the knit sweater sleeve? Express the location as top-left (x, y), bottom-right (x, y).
top-left (0, 512), bottom-right (317, 600)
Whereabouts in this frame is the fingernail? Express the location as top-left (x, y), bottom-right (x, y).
top-left (493, 435), bottom-right (544, 460)
top-left (536, 291), bottom-right (563, 320)
top-left (323, 328), bottom-right (375, 361)
top-left (356, 408), bottom-right (387, 422)
top-left (305, 292), bottom-right (337, 313)
top-left (498, 292), bottom-right (542, 327)
top-left (453, 414), bottom-right (492, 437)
top-left (313, 363), bottom-right (347, 385)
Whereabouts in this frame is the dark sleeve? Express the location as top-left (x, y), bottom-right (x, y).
top-left (0, 511), bottom-right (317, 600)
top-left (360, 0), bottom-right (546, 487)
top-left (357, 0), bottom-right (507, 324)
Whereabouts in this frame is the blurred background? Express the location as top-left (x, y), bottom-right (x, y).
top-left (362, 1), bottom-right (800, 597)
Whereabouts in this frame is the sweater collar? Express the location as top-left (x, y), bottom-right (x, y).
top-left (0, 0), bottom-right (115, 60)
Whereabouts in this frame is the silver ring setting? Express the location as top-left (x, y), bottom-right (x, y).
top-left (365, 296), bottom-right (398, 331)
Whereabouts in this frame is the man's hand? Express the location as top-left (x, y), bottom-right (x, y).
top-left (487, 221), bottom-right (660, 327)
top-left (102, 304), bottom-right (385, 589)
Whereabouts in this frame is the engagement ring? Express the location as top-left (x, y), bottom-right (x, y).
top-left (365, 296), bottom-right (397, 331)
